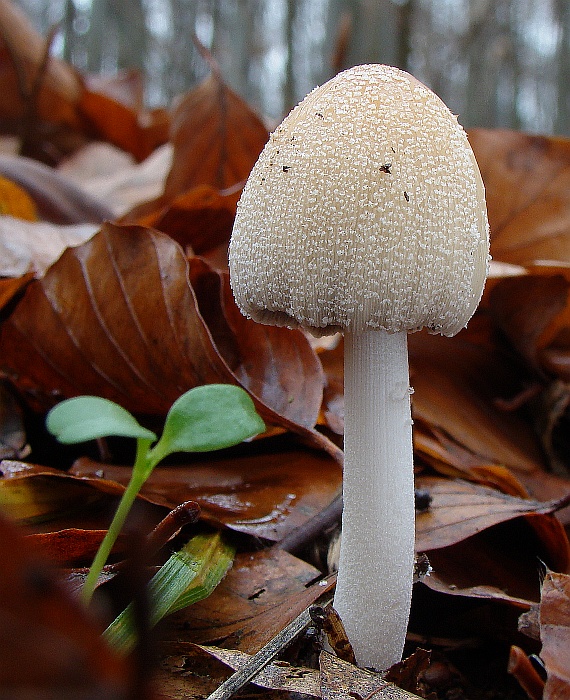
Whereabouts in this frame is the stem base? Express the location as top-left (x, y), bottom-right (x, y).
top-left (333, 329), bottom-right (415, 670)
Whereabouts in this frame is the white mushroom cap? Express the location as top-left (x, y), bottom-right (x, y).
top-left (229, 64), bottom-right (489, 338)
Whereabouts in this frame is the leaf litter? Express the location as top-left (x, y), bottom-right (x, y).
top-left (0, 11), bottom-right (569, 699)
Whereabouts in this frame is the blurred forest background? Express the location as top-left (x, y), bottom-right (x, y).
top-left (12, 0), bottom-right (570, 135)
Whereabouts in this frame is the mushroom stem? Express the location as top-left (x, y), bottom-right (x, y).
top-left (334, 328), bottom-right (415, 670)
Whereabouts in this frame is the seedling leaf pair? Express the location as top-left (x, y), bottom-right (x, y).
top-left (46, 384), bottom-right (265, 604)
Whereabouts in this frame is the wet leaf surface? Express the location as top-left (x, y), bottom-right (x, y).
top-left (70, 444), bottom-right (342, 542)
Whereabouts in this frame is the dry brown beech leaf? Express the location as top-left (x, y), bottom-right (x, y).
top-left (488, 274), bottom-right (570, 379)
top-left (0, 222), bottom-right (337, 457)
top-left (540, 571), bottom-right (570, 699)
top-left (72, 444), bottom-right (341, 542)
top-left (422, 510), bottom-right (569, 608)
top-left (158, 548), bottom-right (335, 654)
top-left (470, 128), bottom-right (570, 266)
top-left (415, 475), bottom-right (570, 556)
top-left (122, 70), bottom-right (268, 254)
top-left (164, 71), bottom-right (269, 196)
top-left (129, 184), bottom-right (237, 256)
top-left (408, 332), bottom-right (554, 495)
top-left (79, 70), bottom-right (169, 162)
top-left (414, 422), bottom-right (534, 497)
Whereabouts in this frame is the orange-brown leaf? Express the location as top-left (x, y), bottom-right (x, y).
top-left (79, 71), bottom-right (169, 161)
top-left (132, 184), bottom-right (236, 255)
top-left (0, 223), bottom-right (331, 453)
top-left (415, 475), bottom-right (570, 555)
top-left (470, 128), bottom-right (570, 266)
top-left (164, 72), bottom-right (269, 196)
top-left (0, 273), bottom-right (33, 312)
top-left (71, 444), bottom-right (342, 542)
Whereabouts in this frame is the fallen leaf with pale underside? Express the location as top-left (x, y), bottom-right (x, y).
top-left (540, 571), bottom-right (570, 699)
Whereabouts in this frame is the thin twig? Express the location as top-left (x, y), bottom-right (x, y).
top-left (277, 491), bottom-right (342, 555)
top-left (205, 591), bottom-right (334, 700)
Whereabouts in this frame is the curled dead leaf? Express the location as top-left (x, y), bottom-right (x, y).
top-left (0, 222), bottom-right (337, 457)
top-left (539, 571), bottom-right (570, 699)
top-left (165, 72), bottom-right (269, 196)
top-left (0, 154), bottom-right (114, 224)
top-left (415, 475), bottom-right (570, 554)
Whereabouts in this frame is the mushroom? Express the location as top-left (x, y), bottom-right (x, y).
top-left (229, 64), bottom-right (489, 670)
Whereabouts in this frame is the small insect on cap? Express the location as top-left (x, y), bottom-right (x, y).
top-left (229, 64), bottom-right (489, 338)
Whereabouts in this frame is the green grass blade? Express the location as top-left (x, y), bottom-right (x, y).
top-left (104, 531), bottom-right (235, 654)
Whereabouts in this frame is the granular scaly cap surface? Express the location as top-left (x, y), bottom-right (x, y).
top-left (229, 64), bottom-right (489, 337)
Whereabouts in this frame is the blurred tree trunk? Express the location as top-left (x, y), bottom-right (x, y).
top-left (396, 0), bottom-right (414, 71)
top-left (86, 0), bottom-right (147, 74)
top-left (10, 0), bottom-right (570, 135)
top-left (555, 0), bottom-right (570, 134)
top-left (62, 0), bottom-right (74, 63)
top-left (283, 0), bottom-right (295, 112)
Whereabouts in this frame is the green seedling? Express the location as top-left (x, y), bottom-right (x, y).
top-left (46, 384), bottom-right (265, 605)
